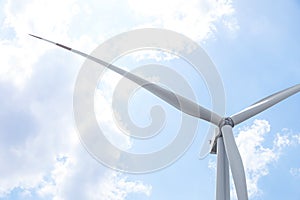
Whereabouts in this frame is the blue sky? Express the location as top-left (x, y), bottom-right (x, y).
top-left (0, 0), bottom-right (300, 199)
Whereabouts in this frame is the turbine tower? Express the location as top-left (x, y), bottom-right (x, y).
top-left (29, 34), bottom-right (300, 200)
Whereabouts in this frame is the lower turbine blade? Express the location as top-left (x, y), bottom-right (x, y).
top-left (216, 137), bottom-right (230, 200)
top-left (231, 84), bottom-right (300, 125)
top-left (222, 125), bottom-right (248, 200)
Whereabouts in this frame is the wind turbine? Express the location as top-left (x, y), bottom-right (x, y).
top-left (29, 34), bottom-right (300, 200)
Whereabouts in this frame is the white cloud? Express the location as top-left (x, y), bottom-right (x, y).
top-left (0, 0), bottom-right (238, 87)
top-left (128, 0), bottom-right (238, 41)
top-left (36, 154), bottom-right (77, 199)
top-left (235, 119), bottom-right (275, 198)
top-left (1, 0), bottom-right (238, 87)
top-left (36, 155), bottom-right (151, 200)
top-left (124, 0), bottom-right (238, 62)
top-left (95, 73), bottom-right (133, 151)
top-left (89, 172), bottom-right (152, 200)
top-left (236, 120), bottom-right (300, 199)
top-left (0, 0), bottom-right (96, 88)
top-left (0, 17), bottom-right (148, 200)
top-left (3, 0), bottom-right (79, 37)
top-left (274, 128), bottom-right (300, 148)
top-left (0, 0), bottom-right (150, 198)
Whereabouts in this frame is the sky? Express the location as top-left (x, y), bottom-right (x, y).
top-left (0, 0), bottom-right (300, 200)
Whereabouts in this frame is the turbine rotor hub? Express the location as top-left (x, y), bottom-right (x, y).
top-left (219, 117), bottom-right (234, 128)
top-left (216, 117), bottom-right (234, 138)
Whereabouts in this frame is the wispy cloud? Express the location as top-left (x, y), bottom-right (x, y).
top-left (290, 168), bottom-right (300, 178)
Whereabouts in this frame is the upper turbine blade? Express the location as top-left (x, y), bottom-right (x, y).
top-left (231, 84), bottom-right (300, 125)
top-left (29, 34), bottom-right (222, 125)
top-left (222, 125), bottom-right (248, 200)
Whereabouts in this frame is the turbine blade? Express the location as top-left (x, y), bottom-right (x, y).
top-left (29, 34), bottom-right (222, 125)
top-left (222, 125), bottom-right (248, 200)
top-left (216, 137), bottom-right (230, 200)
top-left (231, 84), bottom-right (300, 125)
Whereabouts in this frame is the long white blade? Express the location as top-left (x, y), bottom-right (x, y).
top-left (216, 137), bottom-right (230, 200)
top-left (222, 125), bottom-right (248, 200)
top-left (231, 84), bottom-right (300, 125)
top-left (29, 34), bottom-right (222, 125)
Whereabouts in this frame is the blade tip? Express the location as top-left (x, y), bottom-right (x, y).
top-left (28, 34), bottom-right (42, 40)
